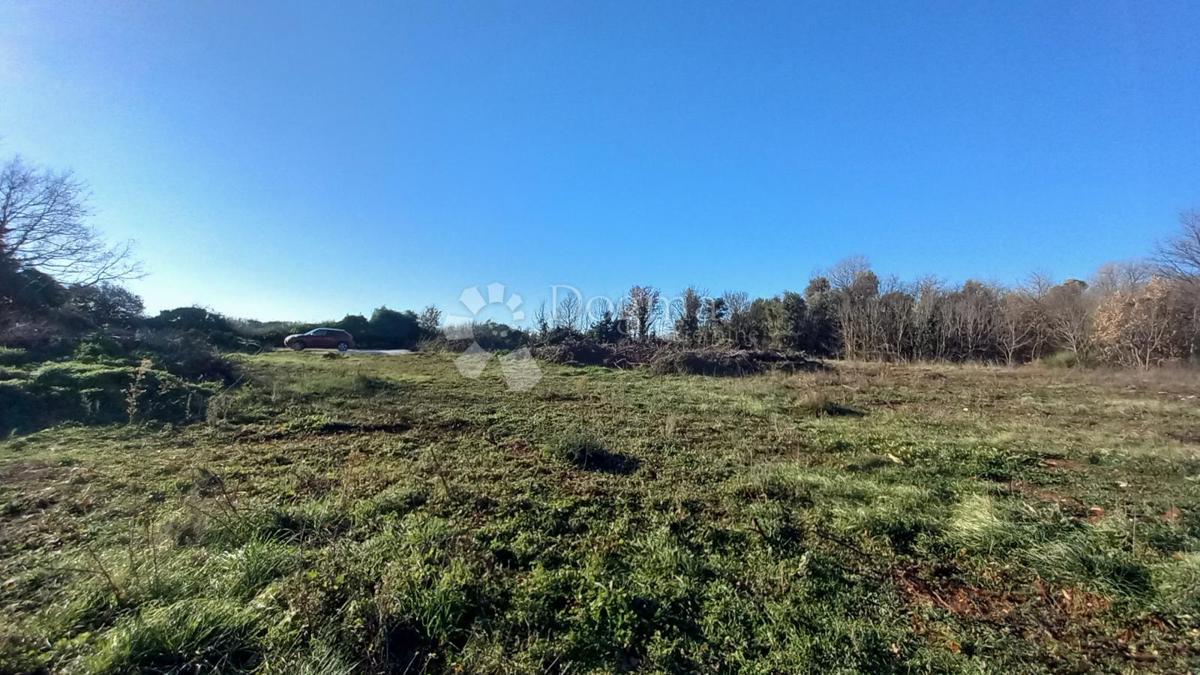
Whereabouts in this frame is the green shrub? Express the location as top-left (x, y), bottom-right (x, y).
top-left (0, 347), bottom-right (29, 366)
top-left (0, 381), bottom-right (39, 433)
top-left (1041, 350), bottom-right (1080, 369)
top-left (0, 366), bottom-right (26, 381)
top-left (73, 334), bottom-right (127, 362)
top-left (135, 330), bottom-right (234, 381)
top-left (795, 392), bottom-right (864, 417)
top-left (548, 433), bottom-right (608, 466)
top-left (547, 433), bottom-right (639, 474)
top-left (32, 362), bottom-right (134, 390)
top-left (0, 360), bottom-right (217, 435)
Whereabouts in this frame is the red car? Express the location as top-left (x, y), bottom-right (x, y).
top-left (284, 328), bottom-right (355, 351)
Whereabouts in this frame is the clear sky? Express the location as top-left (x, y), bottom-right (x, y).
top-left (1, 1), bottom-right (1197, 322)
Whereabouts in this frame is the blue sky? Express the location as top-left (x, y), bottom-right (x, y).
top-left (1, 1), bottom-right (1197, 322)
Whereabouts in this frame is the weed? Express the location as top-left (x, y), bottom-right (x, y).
top-left (86, 599), bottom-right (266, 673)
top-left (795, 392), bottom-right (865, 417)
top-left (547, 433), bottom-right (640, 474)
top-left (125, 358), bottom-right (153, 422)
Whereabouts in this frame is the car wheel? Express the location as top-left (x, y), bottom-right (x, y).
top-left (291, 340), bottom-right (306, 351)
top-left (337, 342), bottom-right (349, 352)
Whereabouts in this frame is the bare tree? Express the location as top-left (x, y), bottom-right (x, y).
top-left (877, 277), bottom-right (916, 361)
top-left (1020, 272), bottom-right (1056, 359)
top-left (827, 255), bottom-right (871, 291)
top-left (1154, 210), bottom-right (1200, 281)
top-left (719, 290), bottom-right (751, 346)
top-left (553, 294), bottom-right (583, 330)
top-left (1043, 279), bottom-right (1094, 359)
top-left (1092, 260), bottom-right (1153, 297)
top-left (911, 276), bottom-right (947, 360)
top-left (834, 265), bottom-right (881, 359)
top-left (721, 290), bottom-right (750, 319)
top-left (1025, 271), bottom-right (1056, 298)
top-left (947, 280), bottom-right (1001, 360)
top-left (625, 286), bottom-right (660, 341)
top-left (0, 156), bottom-right (140, 285)
top-left (532, 301), bottom-right (549, 335)
top-left (997, 289), bottom-right (1037, 366)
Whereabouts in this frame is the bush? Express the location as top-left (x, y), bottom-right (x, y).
top-left (795, 392), bottom-right (864, 417)
top-left (65, 283), bottom-right (144, 328)
top-left (1041, 350), bottom-right (1080, 369)
top-left (538, 326), bottom-right (584, 346)
top-left (147, 307), bottom-right (233, 335)
top-left (32, 362), bottom-right (134, 390)
top-left (0, 317), bottom-right (79, 354)
top-left (0, 366), bottom-right (26, 381)
top-left (0, 359), bottom-right (218, 435)
top-left (586, 310), bottom-right (625, 343)
top-left (649, 347), bottom-right (819, 377)
top-left (547, 433), bottom-right (639, 474)
top-left (534, 337), bottom-right (669, 368)
top-left (535, 339), bottom-right (617, 367)
top-left (416, 336), bottom-right (450, 352)
top-left (471, 322), bottom-right (529, 352)
top-left (0, 381), bottom-right (39, 432)
top-left (146, 307), bottom-right (263, 352)
top-left (73, 334), bottom-right (128, 362)
top-left (548, 433), bottom-right (607, 465)
top-left (135, 330), bottom-right (235, 381)
top-left (365, 307), bottom-right (421, 349)
top-left (649, 348), bottom-right (763, 377)
top-left (537, 339), bottom-right (822, 376)
top-left (0, 347), bottom-right (29, 367)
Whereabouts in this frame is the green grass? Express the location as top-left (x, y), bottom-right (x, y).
top-left (0, 357), bottom-right (218, 436)
top-left (1, 352), bottom-right (1198, 672)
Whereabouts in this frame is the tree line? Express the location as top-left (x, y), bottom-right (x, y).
top-left (3, 152), bottom-right (1199, 368)
top-left (540, 214), bottom-right (1200, 369)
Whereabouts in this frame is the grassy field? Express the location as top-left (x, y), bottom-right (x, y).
top-left (1, 351), bottom-right (1198, 673)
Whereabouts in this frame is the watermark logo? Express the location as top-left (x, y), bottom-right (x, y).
top-left (447, 283), bottom-right (542, 391)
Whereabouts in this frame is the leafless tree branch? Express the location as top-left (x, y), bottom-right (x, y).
top-left (1154, 209), bottom-right (1200, 282)
top-left (1, 156), bottom-right (142, 286)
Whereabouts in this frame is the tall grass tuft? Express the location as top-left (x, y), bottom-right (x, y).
top-left (795, 392), bottom-right (864, 417)
top-left (86, 598), bottom-right (265, 673)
